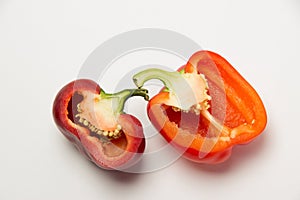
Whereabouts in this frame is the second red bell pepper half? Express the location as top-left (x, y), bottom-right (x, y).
top-left (133, 50), bottom-right (267, 164)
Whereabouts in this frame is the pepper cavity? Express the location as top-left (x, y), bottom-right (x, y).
top-left (133, 68), bottom-right (232, 138)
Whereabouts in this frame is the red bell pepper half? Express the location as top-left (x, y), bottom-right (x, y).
top-left (53, 79), bottom-right (148, 170)
top-left (133, 50), bottom-right (267, 164)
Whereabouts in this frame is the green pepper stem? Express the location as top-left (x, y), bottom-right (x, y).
top-left (133, 68), bottom-right (205, 111)
top-left (133, 68), bottom-right (183, 91)
top-left (100, 88), bottom-right (149, 114)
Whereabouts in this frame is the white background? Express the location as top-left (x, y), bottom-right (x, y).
top-left (1, 0), bottom-right (300, 199)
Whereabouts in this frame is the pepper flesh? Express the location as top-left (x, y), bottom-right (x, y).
top-left (53, 79), bottom-right (147, 170)
top-left (133, 50), bottom-right (267, 164)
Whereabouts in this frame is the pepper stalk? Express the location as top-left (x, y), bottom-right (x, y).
top-left (133, 68), bottom-right (210, 111)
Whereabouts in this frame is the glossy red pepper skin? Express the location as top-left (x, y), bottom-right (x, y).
top-left (53, 79), bottom-right (145, 170)
top-left (147, 51), bottom-right (267, 164)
